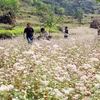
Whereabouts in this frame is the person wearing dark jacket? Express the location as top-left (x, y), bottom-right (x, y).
top-left (24, 23), bottom-right (34, 44)
top-left (64, 26), bottom-right (68, 38)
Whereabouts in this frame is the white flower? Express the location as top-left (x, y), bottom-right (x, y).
top-left (23, 50), bottom-right (34, 55)
top-left (83, 64), bottom-right (91, 69)
top-left (79, 86), bottom-right (87, 92)
top-left (15, 65), bottom-right (25, 71)
top-left (67, 64), bottom-right (77, 72)
top-left (53, 89), bottom-right (63, 97)
top-left (12, 97), bottom-right (18, 100)
top-left (82, 97), bottom-right (91, 100)
top-left (85, 91), bottom-right (91, 95)
top-left (58, 56), bottom-right (67, 59)
top-left (0, 85), bottom-right (8, 92)
top-left (54, 66), bottom-right (62, 71)
top-left (36, 60), bottom-right (42, 65)
top-left (13, 62), bottom-right (20, 67)
top-left (72, 46), bottom-right (78, 49)
top-left (14, 48), bottom-right (20, 52)
top-left (43, 40), bottom-right (51, 44)
top-left (62, 89), bottom-right (70, 95)
top-left (40, 80), bottom-right (49, 86)
top-left (40, 56), bottom-right (49, 61)
top-left (94, 83), bottom-right (100, 88)
top-left (18, 59), bottom-right (26, 63)
top-left (67, 88), bottom-right (74, 92)
top-left (0, 84), bottom-right (14, 92)
top-left (46, 87), bottom-right (53, 91)
top-left (56, 77), bottom-right (65, 82)
top-left (95, 74), bottom-right (100, 82)
top-left (63, 97), bottom-right (68, 100)
top-left (80, 75), bottom-right (88, 81)
top-left (53, 44), bottom-right (59, 49)
top-left (62, 88), bottom-right (74, 95)
top-left (90, 58), bottom-right (99, 62)
top-left (4, 51), bottom-right (9, 56)
top-left (70, 38), bottom-right (76, 41)
top-left (12, 98), bottom-right (17, 100)
top-left (0, 46), bottom-right (4, 50)
top-left (8, 84), bottom-right (14, 90)
top-left (34, 42), bottom-right (40, 48)
top-left (42, 75), bottom-right (47, 79)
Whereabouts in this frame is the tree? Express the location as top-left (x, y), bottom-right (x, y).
top-left (73, 9), bottom-right (84, 24)
top-left (55, 7), bottom-right (65, 15)
top-left (34, 0), bottom-right (65, 34)
top-left (34, 1), bottom-right (51, 27)
top-left (43, 9), bottom-right (64, 34)
top-left (43, 11), bottom-right (56, 34)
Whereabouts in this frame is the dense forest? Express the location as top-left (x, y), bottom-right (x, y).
top-left (0, 0), bottom-right (100, 17)
top-left (41, 0), bottom-right (100, 15)
top-left (0, 0), bottom-right (100, 14)
top-left (19, 0), bottom-right (100, 15)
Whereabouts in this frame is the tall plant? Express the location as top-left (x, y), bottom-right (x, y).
top-left (35, 1), bottom-right (64, 33)
top-left (73, 9), bottom-right (84, 24)
top-left (43, 11), bottom-right (64, 34)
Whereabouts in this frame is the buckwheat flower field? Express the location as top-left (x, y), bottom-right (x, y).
top-left (0, 30), bottom-right (100, 100)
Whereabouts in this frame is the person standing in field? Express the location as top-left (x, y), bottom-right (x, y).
top-left (64, 26), bottom-right (68, 38)
top-left (24, 23), bottom-right (34, 44)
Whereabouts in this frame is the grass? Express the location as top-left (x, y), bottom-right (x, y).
top-left (0, 26), bottom-right (60, 37)
top-left (0, 28), bottom-right (23, 36)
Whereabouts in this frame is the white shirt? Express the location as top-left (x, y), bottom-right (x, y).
top-left (40, 31), bottom-right (49, 39)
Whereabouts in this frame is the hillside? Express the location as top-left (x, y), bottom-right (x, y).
top-left (41, 0), bottom-right (100, 15)
top-left (0, 0), bottom-right (100, 38)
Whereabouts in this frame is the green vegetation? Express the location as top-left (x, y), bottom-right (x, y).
top-left (0, 28), bottom-right (23, 36)
top-left (73, 9), bottom-right (84, 24)
top-left (0, 0), bottom-right (100, 38)
top-left (0, 27), bottom-right (59, 38)
top-left (0, 0), bottom-right (19, 12)
top-left (96, 0), bottom-right (100, 2)
top-left (41, 0), bottom-right (100, 15)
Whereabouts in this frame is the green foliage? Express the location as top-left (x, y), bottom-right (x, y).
top-left (58, 7), bottom-right (65, 14)
top-left (73, 9), bottom-right (84, 24)
top-left (96, 0), bottom-right (100, 2)
top-left (0, 0), bottom-right (19, 12)
top-left (0, 27), bottom-right (59, 37)
top-left (43, 14), bottom-right (64, 32)
top-left (41, 0), bottom-right (100, 15)
top-left (33, 1), bottom-right (64, 33)
top-left (0, 28), bottom-right (23, 36)
top-left (35, 1), bottom-right (51, 18)
top-left (22, 0), bottom-right (34, 5)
